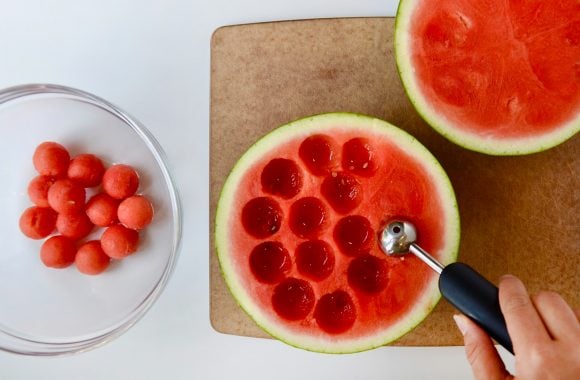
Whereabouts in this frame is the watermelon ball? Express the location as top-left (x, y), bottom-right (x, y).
top-left (102, 164), bottom-right (139, 200)
top-left (40, 235), bottom-right (77, 268)
top-left (321, 171), bottom-right (362, 214)
top-left (19, 206), bottom-right (57, 239)
top-left (342, 138), bottom-right (378, 177)
top-left (100, 224), bottom-right (139, 259)
top-left (271, 277), bottom-right (315, 321)
top-left (27, 175), bottom-right (56, 207)
top-left (288, 197), bottom-right (327, 238)
top-left (117, 195), bottom-right (154, 230)
top-left (333, 215), bottom-right (373, 256)
top-left (56, 212), bottom-right (94, 240)
top-left (67, 154), bottom-right (105, 187)
top-left (347, 254), bottom-right (389, 294)
top-left (249, 241), bottom-right (291, 284)
top-left (295, 240), bottom-right (335, 281)
top-left (32, 141), bottom-right (70, 177)
top-left (298, 134), bottom-right (339, 176)
top-left (75, 240), bottom-right (111, 275)
top-left (261, 158), bottom-right (303, 199)
top-left (85, 193), bottom-right (120, 227)
top-left (314, 290), bottom-right (357, 334)
top-left (241, 197), bottom-right (283, 238)
top-left (47, 179), bottom-right (86, 214)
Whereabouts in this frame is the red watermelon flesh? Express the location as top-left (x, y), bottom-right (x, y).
top-left (220, 116), bottom-right (457, 347)
top-left (412, 0), bottom-right (579, 135)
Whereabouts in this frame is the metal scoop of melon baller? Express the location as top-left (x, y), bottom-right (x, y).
top-left (379, 221), bottom-right (514, 354)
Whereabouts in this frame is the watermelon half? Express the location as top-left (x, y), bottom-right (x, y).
top-left (395, 0), bottom-right (580, 155)
top-left (215, 113), bottom-right (460, 353)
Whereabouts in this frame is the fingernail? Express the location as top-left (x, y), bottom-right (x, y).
top-left (453, 314), bottom-right (467, 336)
top-left (500, 274), bottom-right (516, 281)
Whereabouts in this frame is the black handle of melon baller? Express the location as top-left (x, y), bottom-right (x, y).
top-left (440, 262), bottom-right (513, 354)
top-left (380, 221), bottom-right (513, 354)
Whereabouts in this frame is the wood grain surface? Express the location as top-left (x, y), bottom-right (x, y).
top-left (209, 17), bottom-right (579, 346)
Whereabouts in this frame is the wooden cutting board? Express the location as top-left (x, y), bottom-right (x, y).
top-left (209, 18), bottom-right (579, 346)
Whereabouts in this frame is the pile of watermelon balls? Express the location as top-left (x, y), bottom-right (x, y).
top-left (18, 142), bottom-right (154, 275)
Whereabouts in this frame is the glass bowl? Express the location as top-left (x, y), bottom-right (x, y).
top-left (0, 84), bottom-right (182, 355)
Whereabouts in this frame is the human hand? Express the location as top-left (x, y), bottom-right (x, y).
top-left (453, 274), bottom-right (580, 380)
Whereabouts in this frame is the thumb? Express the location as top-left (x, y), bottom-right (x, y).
top-left (454, 314), bottom-right (512, 380)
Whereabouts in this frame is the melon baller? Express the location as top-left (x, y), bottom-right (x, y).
top-left (379, 220), bottom-right (514, 354)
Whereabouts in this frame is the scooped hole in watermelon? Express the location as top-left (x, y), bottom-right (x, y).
top-left (249, 241), bottom-right (292, 284)
top-left (342, 137), bottom-right (379, 177)
top-left (314, 290), bottom-right (357, 334)
top-left (295, 240), bottom-right (335, 281)
top-left (272, 277), bottom-right (315, 321)
top-left (333, 215), bottom-right (373, 256)
top-left (288, 196), bottom-right (327, 239)
top-left (241, 197), bottom-right (283, 238)
top-left (321, 171), bottom-right (362, 214)
top-left (261, 158), bottom-right (303, 199)
top-left (347, 254), bottom-right (390, 294)
top-left (298, 134), bottom-right (339, 176)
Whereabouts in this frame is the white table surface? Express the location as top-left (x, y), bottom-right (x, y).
top-left (0, 1), bottom-right (514, 378)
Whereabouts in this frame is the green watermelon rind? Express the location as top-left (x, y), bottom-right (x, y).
top-left (215, 112), bottom-right (460, 353)
top-left (394, 0), bottom-right (580, 156)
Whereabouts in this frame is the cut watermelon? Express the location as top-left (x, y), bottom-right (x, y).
top-left (395, 0), bottom-right (580, 155)
top-left (215, 113), bottom-right (460, 353)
